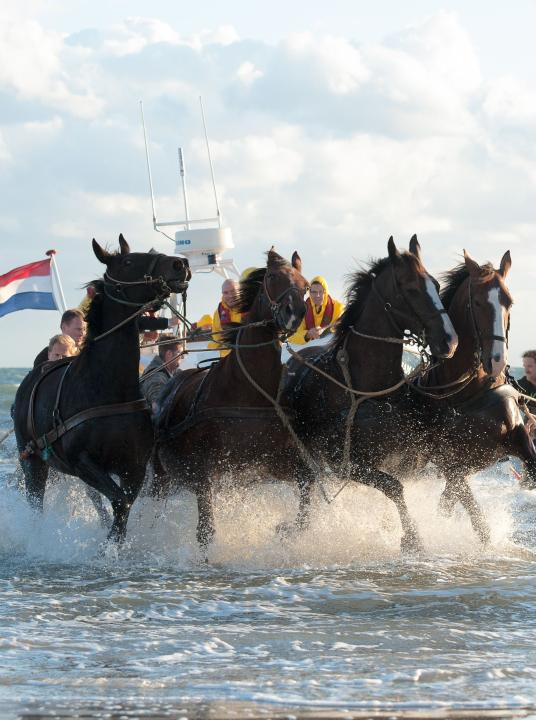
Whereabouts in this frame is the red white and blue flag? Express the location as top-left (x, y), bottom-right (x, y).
top-left (0, 258), bottom-right (58, 318)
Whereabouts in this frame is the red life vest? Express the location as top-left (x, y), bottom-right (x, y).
top-left (304, 296), bottom-right (334, 330)
top-left (218, 302), bottom-right (233, 326)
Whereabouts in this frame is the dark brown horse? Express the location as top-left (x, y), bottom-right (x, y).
top-left (153, 249), bottom-right (309, 554)
top-left (13, 236), bottom-right (190, 543)
top-left (383, 250), bottom-right (536, 542)
top-left (284, 236), bottom-right (458, 551)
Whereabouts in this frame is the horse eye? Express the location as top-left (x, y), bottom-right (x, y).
top-left (124, 258), bottom-right (132, 266)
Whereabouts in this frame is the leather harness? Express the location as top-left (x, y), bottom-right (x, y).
top-left (22, 360), bottom-right (148, 460)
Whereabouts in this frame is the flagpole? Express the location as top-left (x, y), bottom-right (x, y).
top-left (46, 249), bottom-right (67, 313)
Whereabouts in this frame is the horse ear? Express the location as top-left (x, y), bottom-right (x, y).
top-left (387, 236), bottom-right (401, 261)
top-left (291, 251), bottom-right (302, 272)
top-left (92, 239), bottom-right (110, 265)
top-left (409, 234), bottom-right (421, 261)
top-left (118, 233), bottom-right (130, 255)
top-left (463, 249), bottom-right (482, 277)
top-left (499, 250), bottom-right (511, 278)
top-left (267, 247), bottom-right (283, 266)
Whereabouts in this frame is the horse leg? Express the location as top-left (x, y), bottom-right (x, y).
top-left (439, 474), bottom-right (490, 545)
top-left (504, 424), bottom-right (536, 490)
top-left (196, 484), bottom-right (215, 560)
top-left (73, 451), bottom-right (131, 545)
top-left (296, 473), bottom-right (313, 531)
top-left (20, 455), bottom-right (49, 512)
top-left (84, 487), bottom-right (112, 530)
top-left (359, 468), bottom-right (422, 553)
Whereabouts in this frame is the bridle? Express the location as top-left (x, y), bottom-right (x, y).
top-left (261, 271), bottom-right (305, 335)
top-left (466, 277), bottom-right (509, 357)
top-left (103, 253), bottom-right (184, 308)
top-left (351, 264), bottom-right (450, 349)
top-left (412, 275), bottom-right (510, 399)
top-left (92, 254), bottom-right (189, 343)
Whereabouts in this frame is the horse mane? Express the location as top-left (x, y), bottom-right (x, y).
top-left (80, 279), bottom-right (105, 347)
top-left (217, 254), bottom-right (292, 348)
top-left (440, 263), bottom-right (495, 309)
top-left (334, 254), bottom-right (418, 343)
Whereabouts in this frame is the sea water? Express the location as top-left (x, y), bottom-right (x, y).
top-left (1, 367), bottom-right (536, 719)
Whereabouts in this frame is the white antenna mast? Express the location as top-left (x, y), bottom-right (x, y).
top-left (178, 147), bottom-right (190, 230)
top-left (140, 101), bottom-right (157, 229)
top-left (199, 95), bottom-right (222, 228)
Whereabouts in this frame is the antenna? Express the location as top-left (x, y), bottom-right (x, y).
top-left (178, 147), bottom-right (190, 230)
top-left (199, 95), bottom-right (222, 228)
top-left (140, 100), bottom-right (157, 229)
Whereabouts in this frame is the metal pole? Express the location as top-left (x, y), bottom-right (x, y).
top-left (46, 249), bottom-right (67, 313)
top-left (178, 147), bottom-right (190, 230)
top-left (140, 100), bottom-right (158, 229)
top-left (199, 96), bottom-right (222, 228)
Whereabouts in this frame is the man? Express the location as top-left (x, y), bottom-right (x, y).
top-left (33, 308), bottom-right (87, 366)
top-left (208, 279), bottom-right (242, 357)
top-left (518, 350), bottom-right (536, 437)
top-left (289, 275), bottom-right (344, 344)
top-left (140, 333), bottom-right (185, 414)
top-left (519, 350), bottom-right (536, 398)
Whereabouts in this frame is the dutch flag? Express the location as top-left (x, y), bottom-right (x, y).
top-left (0, 258), bottom-right (59, 318)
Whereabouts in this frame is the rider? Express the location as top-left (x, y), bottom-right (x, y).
top-left (208, 279), bottom-right (243, 357)
top-left (47, 334), bottom-right (78, 362)
top-left (33, 309), bottom-right (87, 367)
top-left (289, 276), bottom-right (344, 344)
top-left (140, 334), bottom-right (185, 415)
top-left (519, 350), bottom-right (536, 438)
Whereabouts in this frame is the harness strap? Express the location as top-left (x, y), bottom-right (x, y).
top-left (32, 399), bottom-right (149, 454)
top-left (162, 405), bottom-right (294, 440)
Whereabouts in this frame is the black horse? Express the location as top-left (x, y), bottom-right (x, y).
top-left (284, 237), bottom-right (458, 551)
top-left (13, 235), bottom-right (190, 543)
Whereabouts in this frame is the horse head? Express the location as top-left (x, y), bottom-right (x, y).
top-left (240, 248), bottom-right (308, 334)
top-left (92, 234), bottom-right (191, 307)
top-left (443, 250), bottom-right (512, 378)
top-left (374, 235), bottom-right (458, 358)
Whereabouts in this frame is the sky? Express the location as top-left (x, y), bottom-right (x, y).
top-left (1, 0), bottom-right (535, 366)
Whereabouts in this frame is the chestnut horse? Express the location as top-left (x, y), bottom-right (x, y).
top-left (384, 250), bottom-right (536, 542)
top-left (13, 236), bottom-right (190, 543)
top-left (153, 249), bottom-right (309, 554)
top-left (284, 236), bottom-right (458, 551)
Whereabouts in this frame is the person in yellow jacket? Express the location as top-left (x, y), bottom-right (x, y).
top-left (208, 279), bottom-right (243, 357)
top-left (289, 275), bottom-right (344, 344)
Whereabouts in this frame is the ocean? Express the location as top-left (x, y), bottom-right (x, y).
top-left (1, 366), bottom-right (536, 719)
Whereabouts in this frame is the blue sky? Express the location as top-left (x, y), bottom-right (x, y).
top-left (1, 1), bottom-right (536, 365)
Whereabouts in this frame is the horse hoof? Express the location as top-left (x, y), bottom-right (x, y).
top-left (400, 530), bottom-right (423, 555)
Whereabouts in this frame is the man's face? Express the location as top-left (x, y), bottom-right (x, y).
top-left (61, 317), bottom-right (86, 345)
top-left (48, 342), bottom-right (72, 361)
top-left (164, 346), bottom-right (183, 373)
top-left (309, 283), bottom-right (325, 309)
top-left (523, 356), bottom-right (536, 383)
top-left (222, 281), bottom-right (239, 308)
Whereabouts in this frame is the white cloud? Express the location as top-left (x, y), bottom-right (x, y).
top-left (236, 61), bottom-right (263, 86)
top-left (284, 32), bottom-right (369, 94)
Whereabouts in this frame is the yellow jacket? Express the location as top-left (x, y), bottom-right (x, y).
top-left (289, 275), bottom-right (344, 344)
top-left (208, 300), bottom-right (243, 357)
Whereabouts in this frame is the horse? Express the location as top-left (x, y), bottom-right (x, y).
top-left (382, 250), bottom-right (536, 543)
top-left (153, 249), bottom-right (309, 555)
top-left (284, 236), bottom-right (458, 552)
top-left (13, 235), bottom-right (191, 544)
